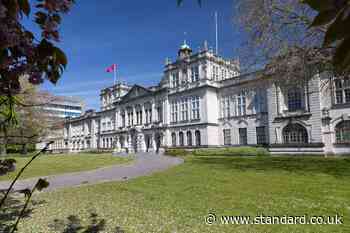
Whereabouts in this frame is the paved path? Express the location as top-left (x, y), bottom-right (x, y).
top-left (0, 153), bottom-right (183, 192)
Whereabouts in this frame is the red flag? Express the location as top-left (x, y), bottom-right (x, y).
top-left (106, 64), bottom-right (117, 73)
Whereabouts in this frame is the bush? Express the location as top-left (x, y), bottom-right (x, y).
top-left (165, 149), bottom-right (190, 157)
top-left (6, 144), bottom-right (36, 154)
top-left (192, 147), bottom-right (270, 157)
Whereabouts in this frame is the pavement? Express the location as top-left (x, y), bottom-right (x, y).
top-left (0, 152), bottom-right (184, 192)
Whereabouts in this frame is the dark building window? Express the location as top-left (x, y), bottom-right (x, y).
top-left (179, 132), bottom-right (184, 146)
top-left (187, 131), bottom-right (192, 146)
top-left (256, 126), bottom-right (267, 145)
top-left (223, 129), bottom-right (231, 145)
top-left (239, 128), bottom-right (248, 145)
top-left (335, 121), bottom-right (350, 144)
top-left (195, 130), bottom-right (201, 146)
top-left (288, 87), bottom-right (303, 112)
top-left (171, 133), bottom-right (176, 147)
top-left (283, 124), bottom-right (308, 144)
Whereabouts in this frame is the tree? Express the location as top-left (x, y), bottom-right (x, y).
top-left (303, 0), bottom-right (350, 74)
top-left (0, 1), bottom-right (74, 231)
top-left (233, 0), bottom-right (331, 76)
top-left (11, 78), bottom-right (50, 155)
top-left (0, 0), bottom-right (74, 129)
top-left (181, 0), bottom-right (350, 76)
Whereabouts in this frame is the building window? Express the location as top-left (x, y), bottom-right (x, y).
top-left (222, 69), bottom-right (227, 80)
top-left (237, 92), bottom-right (246, 116)
top-left (172, 133), bottom-right (176, 147)
top-left (172, 72), bottom-right (180, 88)
top-left (223, 129), bottom-right (231, 145)
top-left (334, 78), bottom-right (350, 104)
top-left (283, 124), bottom-right (308, 144)
top-left (212, 66), bottom-right (219, 81)
top-left (180, 98), bottom-right (188, 121)
top-left (182, 69), bottom-right (188, 84)
top-left (195, 130), bottom-right (201, 146)
top-left (187, 131), bottom-right (192, 146)
top-left (191, 66), bottom-right (199, 82)
top-left (256, 126), bottom-right (267, 145)
top-left (288, 87), bottom-right (304, 111)
top-left (191, 96), bottom-right (200, 120)
top-left (335, 121), bottom-right (350, 144)
top-left (179, 132), bottom-right (184, 146)
top-left (221, 97), bottom-right (230, 118)
top-left (156, 103), bottom-right (163, 123)
top-left (171, 101), bottom-right (179, 123)
top-left (254, 89), bottom-right (266, 113)
top-left (239, 128), bottom-right (248, 145)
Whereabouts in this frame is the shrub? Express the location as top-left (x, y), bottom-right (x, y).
top-left (165, 149), bottom-right (190, 157)
top-left (192, 147), bottom-right (270, 157)
top-left (6, 144), bottom-right (36, 154)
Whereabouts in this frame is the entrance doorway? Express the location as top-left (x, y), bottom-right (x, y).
top-left (155, 133), bottom-right (162, 154)
top-left (145, 135), bottom-right (151, 152)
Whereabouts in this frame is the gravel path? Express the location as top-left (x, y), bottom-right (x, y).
top-left (0, 153), bottom-right (183, 192)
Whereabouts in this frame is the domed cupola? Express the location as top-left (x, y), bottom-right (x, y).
top-left (178, 40), bottom-right (192, 59)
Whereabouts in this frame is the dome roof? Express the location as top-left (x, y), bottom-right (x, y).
top-left (180, 40), bottom-right (192, 51)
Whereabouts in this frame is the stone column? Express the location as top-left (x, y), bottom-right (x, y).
top-left (125, 109), bottom-right (129, 127)
top-left (151, 102), bottom-right (156, 123)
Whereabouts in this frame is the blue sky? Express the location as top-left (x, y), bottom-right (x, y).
top-left (36, 0), bottom-right (242, 110)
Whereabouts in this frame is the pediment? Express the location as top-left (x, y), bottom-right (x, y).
top-left (121, 85), bottom-right (152, 102)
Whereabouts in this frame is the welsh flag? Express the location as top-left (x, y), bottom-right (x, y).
top-left (106, 64), bottom-right (117, 73)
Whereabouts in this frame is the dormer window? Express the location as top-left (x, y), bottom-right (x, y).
top-left (287, 87), bottom-right (304, 112)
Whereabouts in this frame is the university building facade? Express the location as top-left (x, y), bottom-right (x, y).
top-left (62, 42), bottom-right (350, 155)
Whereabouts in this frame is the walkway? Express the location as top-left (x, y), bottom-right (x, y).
top-left (0, 152), bottom-right (183, 192)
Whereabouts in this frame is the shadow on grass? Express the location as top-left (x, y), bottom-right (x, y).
top-left (48, 211), bottom-right (125, 233)
top-left (191, 156), bottom-right (350, 178)
top-left (0, 193), bottom-right (46, 233)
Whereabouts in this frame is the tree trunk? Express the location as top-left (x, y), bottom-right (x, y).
top-left (0, 127), bottom-right (8, 156)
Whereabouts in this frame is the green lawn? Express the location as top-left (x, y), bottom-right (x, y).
top-left (0, 153), bottom-right (132, 181)
top-left (5, 155), bottom-right (350, 233)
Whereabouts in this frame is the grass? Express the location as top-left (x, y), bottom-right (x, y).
top-left (0, 153), bottom-right (132, 181)
top-left (165, 146), bottom-right (270, 157)
top-left (5, 155), bottom-right (348, 233)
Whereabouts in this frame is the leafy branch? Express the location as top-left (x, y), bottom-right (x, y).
top-left (0, 141), bottom-right (53, 210)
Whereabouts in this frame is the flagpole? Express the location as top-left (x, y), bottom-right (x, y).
top-left (113, 64), bottom-right (117, 85)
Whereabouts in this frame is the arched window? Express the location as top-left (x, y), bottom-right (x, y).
top-left (288, 87), bottom-right (303, 112)
top-left (335, 121), bottom-right (350, 143)
top-left (179, 132), bottom-right (184, 146)
top-left (171, 133), bottom-right (177, 147)
top-left (195, 130), bottom-right (201, 146)
top-left (187, 131), bottom-right (192, 146)
top-left (283, 124), bottom-right (308, 144)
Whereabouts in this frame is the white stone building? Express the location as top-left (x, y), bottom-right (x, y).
top-left (62, 42), bottom-right (350, 155)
